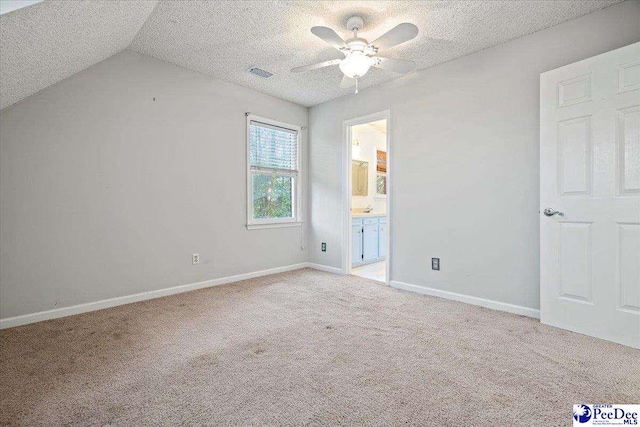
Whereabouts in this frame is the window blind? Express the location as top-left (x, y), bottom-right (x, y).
top-left (249, 121), bottom-right (298, 172)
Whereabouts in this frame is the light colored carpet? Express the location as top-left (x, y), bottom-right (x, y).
top-left (0, 268), bottom-right (638, 426)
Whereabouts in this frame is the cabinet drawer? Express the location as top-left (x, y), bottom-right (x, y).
top-left (363, 217), bottom-right (378, 225)
top-left (378, 217), bottom-right (387, 224)
top-left (352, 218), bottom-right (363, 226)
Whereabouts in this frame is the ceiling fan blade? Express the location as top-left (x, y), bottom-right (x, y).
top-left (370, 23), bottom-right (418, 51)
top-left (311, 26), bottom-right (347, 50)
top-left (340, 75), bottom-right (356, 88)
top-left (291, 59), bottom-right (342, 73)
top-left (373, 57), bottom-right (416, 74)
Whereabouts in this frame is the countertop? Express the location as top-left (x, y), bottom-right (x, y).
top-left (352, 212), bottom-right (387, 218)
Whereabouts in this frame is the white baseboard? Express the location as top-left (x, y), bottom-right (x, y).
top-left (0, 264), bottom-right (539, 330)
top-left (306, 263), bottom-right (344, 275)
top-left (0, 263), bottom-right (308, 329)
top-left (390, 280), bottom-right (540, 319)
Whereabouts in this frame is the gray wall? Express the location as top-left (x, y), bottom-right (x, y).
top-left (308, 1), bottom-right (640, 310)
top-left (2, 2), bottom-right (638, 321)
top-left (0, 51), bottom-right (308, 319)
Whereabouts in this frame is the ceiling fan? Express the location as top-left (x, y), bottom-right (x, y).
top-left (291, 16), bottom-right (418, 93)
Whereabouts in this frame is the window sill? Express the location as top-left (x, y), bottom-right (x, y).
top-left (246, 221), bottom-right (303, 230)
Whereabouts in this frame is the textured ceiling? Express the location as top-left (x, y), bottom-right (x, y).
top-left (0, 0), bottom-right (158, 110)
top-left (0, 0), bottom-right (624, 110)
top-left (130, 0), bottom-right (622, 107)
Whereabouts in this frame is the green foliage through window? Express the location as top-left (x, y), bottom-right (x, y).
top-left (252, 174), bottom-right (293, 219)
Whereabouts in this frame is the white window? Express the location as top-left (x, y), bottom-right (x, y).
top-left (246, 114), bottom-right (302, 229)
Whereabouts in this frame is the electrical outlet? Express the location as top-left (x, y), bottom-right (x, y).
top-left (321, 242), bottom-right (326, 252)
top-left (432, 258), bottom-right (440, 271)
top-left (192, 253), bottom-right (200, 265)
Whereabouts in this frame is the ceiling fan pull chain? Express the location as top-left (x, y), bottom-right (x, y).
top-left (355, 77), bottom-right (359, 94)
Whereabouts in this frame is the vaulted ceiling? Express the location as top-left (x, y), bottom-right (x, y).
top-left (0, 0), bottom-right (158, 110)
top-left (0, 0), bottom-right (624, 110)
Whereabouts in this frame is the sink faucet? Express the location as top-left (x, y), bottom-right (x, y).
top-left (364, 205), bottom-right (373, 213)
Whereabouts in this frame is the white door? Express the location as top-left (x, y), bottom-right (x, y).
top-left (540, 42), bottom-right (640, 349)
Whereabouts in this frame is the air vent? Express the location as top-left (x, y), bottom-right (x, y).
top-left (249, 67), bottom-right (273, 78)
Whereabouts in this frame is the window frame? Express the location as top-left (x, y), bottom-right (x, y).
top-left (246, 114), bottom-right (303, 230)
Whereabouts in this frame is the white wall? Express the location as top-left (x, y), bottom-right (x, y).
top-left (351, 124), bottom-right (386, 213)
top-left (0, 51), bottom-right (308, 319)
top-left (308, 1), bottom-right (640, 310)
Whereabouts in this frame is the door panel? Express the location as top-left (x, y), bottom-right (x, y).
top-left (618, 59), bottom-right (640, 93)
top-left (540, 42), bottom-right (640, 348)
top-left (558, 74), bottom-right (591, 107)
top-left (557, 116), bottom-right (592, 195)
top-left (617, 106), bottom-right (640, 194)
top-left (618, 223), bottom-right (640, 312)
top-left (379, 222), bottom-right (387, 258)
top-left (351, 225), bottom-right (362, 264)
top-left (558, 222), bottom-right (593, 303)
top-left (362, 223), bottom-right (379, 261)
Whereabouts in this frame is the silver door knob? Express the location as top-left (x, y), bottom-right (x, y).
top-left (543, 208), bottom-right (564, 217)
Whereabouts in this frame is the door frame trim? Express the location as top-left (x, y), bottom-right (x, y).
top-left (342, 110), bottom-right (391, 284)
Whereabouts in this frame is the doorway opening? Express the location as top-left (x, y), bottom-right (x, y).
top-left (344, 111), bottom-right (390, 284)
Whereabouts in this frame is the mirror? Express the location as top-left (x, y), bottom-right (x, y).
top-left (352, 160), bottom-right (368, 196)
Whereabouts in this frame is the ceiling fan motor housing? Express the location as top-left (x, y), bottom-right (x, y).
top-left (346, 16), bottom-right (364, 32)
top-left (346, 38), bottom-right (368, 52)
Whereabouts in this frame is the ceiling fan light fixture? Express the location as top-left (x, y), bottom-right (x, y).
top-left (292, 16), bottom-right (419, 92)
top-left (339, 51), bottom-right (373, 79)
